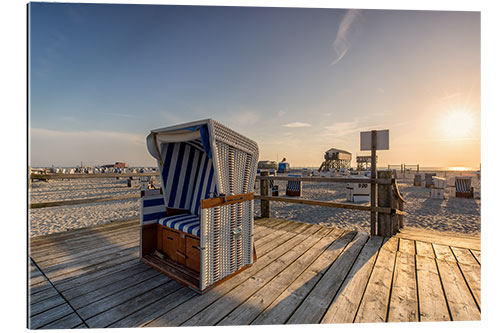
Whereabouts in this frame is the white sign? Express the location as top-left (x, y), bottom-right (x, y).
top-left (360, 129), bottom-right (389, 151)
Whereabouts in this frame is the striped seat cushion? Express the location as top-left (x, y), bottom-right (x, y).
top-left (158, 214), bottom-right (200, 237)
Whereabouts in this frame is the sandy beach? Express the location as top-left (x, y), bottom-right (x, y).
top-left (29, 171), bottom-right (480, 237)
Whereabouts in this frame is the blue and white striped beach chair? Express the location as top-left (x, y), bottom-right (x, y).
top-left (286, 175), bottom-right (302, 197)
top-left (140, 119), bottom-right (259, 292)
top-left (455, 177), bottom-right (473, 198)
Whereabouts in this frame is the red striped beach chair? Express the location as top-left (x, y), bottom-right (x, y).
top-left (140, 119), bottom-right (259, 292)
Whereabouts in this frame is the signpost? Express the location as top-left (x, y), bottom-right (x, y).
top-left (361, 129), bottom-right (390, 235)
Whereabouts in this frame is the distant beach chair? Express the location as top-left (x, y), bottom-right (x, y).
top-left (455, 177), bottom-right (474, 198)
top-left (414, 174), bottom-right (422, 186)
top-left (425, 173), bottom-right (436, 188)
top-left (269, 178), bottom-right (279, 196)
top-left (140, 119), bottom-right (259, 293)
top-left (286, 175), bottom-right (302, 197)
top-left (430, 176), bottom-right (446, 199)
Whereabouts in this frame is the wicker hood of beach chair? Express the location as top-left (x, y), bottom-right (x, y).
top-left (141, 119), bottom-right (259, 292)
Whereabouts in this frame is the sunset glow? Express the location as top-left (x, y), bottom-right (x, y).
top-left (441, 110), bottom-right (477, 141)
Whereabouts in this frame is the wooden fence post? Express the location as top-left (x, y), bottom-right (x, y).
top-left (260, 171), bottom-right (270, 218)
top-left (377, 170), bottom-right (393, 237)
top-left (370, 130), bottom-right (377, 236)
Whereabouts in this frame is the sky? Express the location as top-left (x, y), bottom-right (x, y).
top-left (28, 2), bottom-right (481, 169)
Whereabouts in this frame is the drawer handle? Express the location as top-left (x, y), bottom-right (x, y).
top-left (175, 250), bottom-right (186, 259)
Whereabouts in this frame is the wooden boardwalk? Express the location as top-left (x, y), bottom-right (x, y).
top-left (28, 218), bottom-right (481, 328)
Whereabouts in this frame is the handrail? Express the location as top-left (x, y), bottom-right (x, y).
top-left (256, 175), bottom-right (393, 185)
top-left (254, 195), bottom-right (406, 216)
top-left (30, 172), bottom-right (159, 180)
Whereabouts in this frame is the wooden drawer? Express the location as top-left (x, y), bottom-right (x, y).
top-left (186, 236), bottom-right (200, 273)
top-left (162, 229), bottom-right (186, 265)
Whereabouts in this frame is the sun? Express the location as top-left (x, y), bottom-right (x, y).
top-left (441, 109), bottom-right (477, 140)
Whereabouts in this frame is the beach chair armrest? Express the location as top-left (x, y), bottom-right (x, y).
top-left (201, 193), bottom-right (254, 209)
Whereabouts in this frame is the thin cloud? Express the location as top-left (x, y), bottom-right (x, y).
top-left (282, 122), bottom-right (312, 128)
top-left (440, 92), bottom-right (462, 101)
top-left (103, 112), bottom-right (137, 118)
top-left (330, 9), bottom-right (361, 66)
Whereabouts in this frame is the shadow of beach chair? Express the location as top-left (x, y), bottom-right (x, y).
top-left (140, 119), bottom-right (259, 293)
top-left (455, 176), bottom-right (474, 198)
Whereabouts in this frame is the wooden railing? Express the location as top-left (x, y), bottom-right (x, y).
top-left (256, 170), bottom-right (406, 237)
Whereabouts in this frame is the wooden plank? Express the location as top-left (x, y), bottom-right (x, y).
top-left (433, 244), bottom-right (456, 262)
top-left (415, 255), bottom-right (450, 321)
top-left (255, 195), bottom-right (395, 214)
top-left (29, 282), bottom-right (60, 305)
top-left (217, 228), bottom-right (343, 325)
top-left (35, 242), bottom-right (139, 278)
top-left (29, 302), bottom-right (75, 329)
top-left (30, 230), bottom-right (139, 264)
top-left (53, 256), bottom-right (140, 292)
top-left (451, 247), bottom-right (478, 266)
top-left (39, 246), bottom-right (139, 281)
top-left (30, 194), bottom-right (140, 209)
top-left (29, 219), bottom-right (139, 248)
top-left (396, 228), bottom-right (480, 251)
top-left (398, 238), bottom-right (415, 255)
top-left (68, 267), bottom-right (161, 309)
top-left (109, 288), bottom-right (197, 328)
top-left (30, 293), bottom-right (67, 317)
top-left (354, 237), bottom-right (398, 323)
top-left (76, 274), bottom-right (172, 320)
top-left (30, 225), bottom-right (139, 257)
top-left (455, 262), bottom-right (481, 309)
top-left (415, 241), bottom-right (435, 258)
top-left (435, 258), bottom-right (480, 321)
top-left (320, 236), bottom-right (384, 324)
top-left (181, 229), bottom-right (330, 326)
top-left (287, 232), bottom-right (368, 324)
top-left (256, 175), bottom-right (393, 184)
top-left (40, 312), bottom-right (85, 329)
top-left (85, 280), bottom-right (182, 327)
top-left (31, 226), bottom-right (139, 260)
top-left (387, 252), bottom-right (418, 322)
top-left (252, 269), bottom-right (322, 325)
top-left (201, 192), bottom-right (253, 209)
top-left (470, 249), bottom-right (481, 264)
top-left (30, 172), bottom-right (158, 180)
top-left (145, 225), bottom-right (323, 327)
top-left (33, 239), bottom-right (140, 274)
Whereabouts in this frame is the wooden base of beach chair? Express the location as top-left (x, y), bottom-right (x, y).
top-left (286, 190), bottom-right (301, 197)
top-left (141, 224), bottom-right (257, 293)
top-left (456, 191), bottom-right (474, 198)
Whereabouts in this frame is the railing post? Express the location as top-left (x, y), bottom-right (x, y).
top-left (377, 170), bottom-right (393, 237)
top-left (260, 171), bottom-right (270, 218)
top-left (370, 130), bottom-right (377, 236)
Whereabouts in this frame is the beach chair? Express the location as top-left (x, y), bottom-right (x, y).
top-left (455, 177), bottom-right (473, 198)
top-left (413, 174), bottom-right (422, 186)
top-left (425, 173), bottom-right (436, 188)
top-left (140, 119), bottom-right (259, 293)
top-left (430, 176), bottom-right (446, 199)
top-left (268, 178), bottom-right (280, 196)
top-left (286, 175), bottom-right (302, 197)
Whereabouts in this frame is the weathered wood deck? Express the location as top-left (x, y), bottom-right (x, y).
top-left (28, 218), bottom-right (481, 328)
